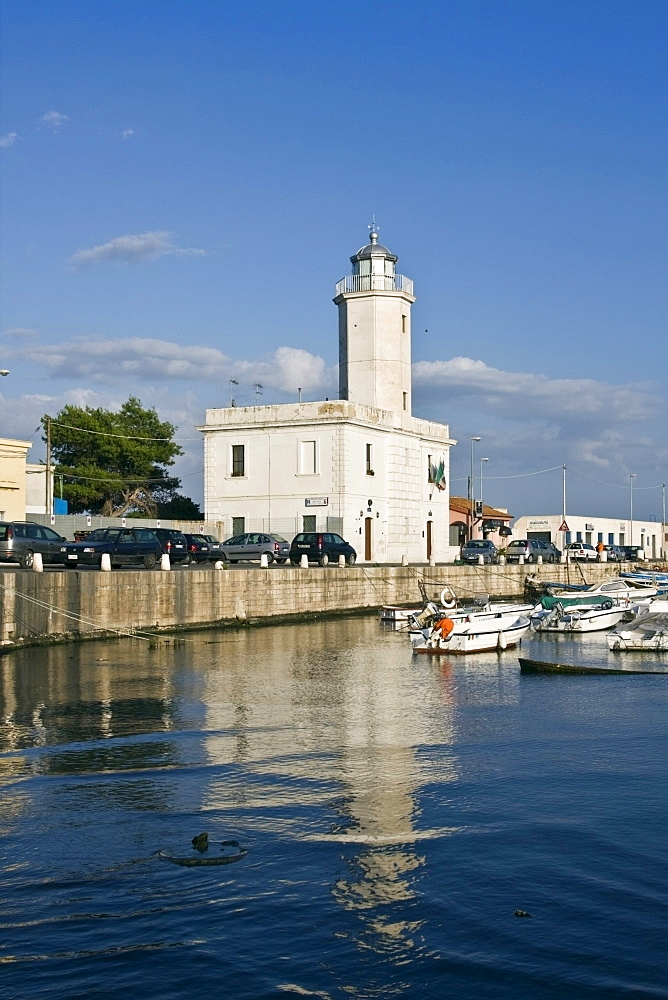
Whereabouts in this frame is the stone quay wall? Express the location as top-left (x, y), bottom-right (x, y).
top-left (0, 561), bottom-right (641, 650)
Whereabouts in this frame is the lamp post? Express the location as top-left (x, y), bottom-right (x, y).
top-left (629, 474), bottom-right (636, 548)
top-left (480, 457), bottom-right (488, 537)
top-left (469, 436), bottom-right (481, 541)
top-left (662, 483), bottom-right (666, 560)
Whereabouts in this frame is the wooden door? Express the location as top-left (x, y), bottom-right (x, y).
top-left (365, 518), bottom-right (372, 561)
top-left (426, 520), bottom-right (432, 560)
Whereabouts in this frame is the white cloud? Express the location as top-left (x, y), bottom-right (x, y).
top-left (0, 132), bottom-right (18, 148)
top-left (412, 356), bottom-right (658, 425)
top-left (69, 231), bottom-right (206, 266)
top-left (16, 336), bottom-right (332, 395)
top-left (3, 327), bottom-right (38, 340)
top-left (39, 110), bottom-right (69, 130)
top-left (121, 127), bottom-right (136, 139)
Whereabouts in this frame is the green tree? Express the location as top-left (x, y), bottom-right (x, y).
top-left (43, 397), bottom-right (187, 516)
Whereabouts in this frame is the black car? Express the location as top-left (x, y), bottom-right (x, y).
top-left (152, 528), bottom-right (189, 564)
top-left (62, 527), bottom-right (162, 569)
top-left (289, 532), bottom-right (356, 567)
top-left (183, 533), bottom-right (212, 563)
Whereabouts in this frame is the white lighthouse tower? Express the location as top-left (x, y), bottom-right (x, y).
top-left (199, 225), bottom-right (455, 563)
top-left (335, 222), bottom-right (415, 416)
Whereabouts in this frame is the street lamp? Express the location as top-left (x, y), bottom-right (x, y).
top-left (629, 474), bottom-right (636, 548)
top-left (480, 457), bottom-right (489, 538)
top-left (470, 436), bottom-right (481, 540)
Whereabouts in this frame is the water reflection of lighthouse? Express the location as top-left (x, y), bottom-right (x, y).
top-left (202, 618), bottom-right (460, 961)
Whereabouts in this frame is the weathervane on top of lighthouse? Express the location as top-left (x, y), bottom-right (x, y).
top-left (368, 216), bottom-right (379, 243)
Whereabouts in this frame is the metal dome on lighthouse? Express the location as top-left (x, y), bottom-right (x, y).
top-left (334, 221), bottom-right (415, 415)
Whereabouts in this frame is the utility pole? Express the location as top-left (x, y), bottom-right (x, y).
top-left (45, 415), bottom-right (52, 519)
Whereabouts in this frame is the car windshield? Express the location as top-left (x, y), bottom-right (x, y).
top-left (467, 541), bottom-right (488, 548)
top-left (508, 541), bottom-right (524, 548)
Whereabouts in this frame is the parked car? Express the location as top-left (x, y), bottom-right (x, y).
top-left (152, 528), bottom-right (189, 564)
top-left (201, 534), bottom-right (225, 559)
top-left (0, 521), bottom-right (68, 568)
top-left (62, 527), bottom-right (162, 569)
top-left (221, 532), bottom-right (290, 564)
top-left (603, 544), bottom-right (626, 562)
top-left (564, 542), bottom-right (598, 561)
top-left (461, 539), bottom-right (498, 564)
top-left (620, 545), bottom-right (646, 562)
top-left (506, 539), bottom-right (559, 563)
top-left (183, 533), bottom-right (212, 564)
top-left (289, 532), bottom-right (356, 567)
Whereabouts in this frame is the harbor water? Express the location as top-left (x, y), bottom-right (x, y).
top-left (2, 617), bottom-right (668, 999)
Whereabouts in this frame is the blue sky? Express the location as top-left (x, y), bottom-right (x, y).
top-left (1, 0), bottom-right (666, 520)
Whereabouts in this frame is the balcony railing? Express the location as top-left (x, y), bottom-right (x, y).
top-left (335, 274), bottom-right (414, 296)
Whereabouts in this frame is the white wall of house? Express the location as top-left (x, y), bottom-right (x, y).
top-left (200, 400), bottom-right (453, 562)
top-left (0, 438), bottom-right (31, 521)
top-left (512, 514), bottom-right (665, 559)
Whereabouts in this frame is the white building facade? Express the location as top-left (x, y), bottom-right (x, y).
top-left (199, 227), bottom-right (455, 563)
top-left (512, 513), bottom-right (665, 560)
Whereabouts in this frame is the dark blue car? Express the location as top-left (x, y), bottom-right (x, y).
top-left (62, 527), bottom-right (162, 569)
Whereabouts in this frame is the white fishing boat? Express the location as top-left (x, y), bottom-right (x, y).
top-left (547, 576), bottom-right (659, 605)
top-left (410, 609), bottom-right (532, 654)
top-left (379, 605), bottom-right (423, 622)
top-left (607, 613), bottom-right (668, 651)
top-left (530, 595), bottom-right (627, 633)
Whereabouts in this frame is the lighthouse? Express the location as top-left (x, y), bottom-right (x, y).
top-left (335, 223), bottom-right (415, 416)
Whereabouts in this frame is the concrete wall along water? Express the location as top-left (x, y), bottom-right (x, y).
top-left (0, 562), bottom-right (633, 649)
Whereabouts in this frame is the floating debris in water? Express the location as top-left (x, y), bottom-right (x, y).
top-left (514, 909), bottom-right (534, 918)
top-left (192, 832), bottom-right (209, 852)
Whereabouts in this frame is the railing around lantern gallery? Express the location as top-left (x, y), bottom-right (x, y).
top-left (335, 274), bottom-right (414, 295)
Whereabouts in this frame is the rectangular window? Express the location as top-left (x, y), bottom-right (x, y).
top-left (608, 533), bottom-right (614, 544)
top-left (403, 392), bottom-right (407, 411)
top-left (576, 531), bottom-right (582, 542)
top-left (366, 443), bottom-right (374, 475)
top-left (303, 514), bottom-right (316, 532)
top-left (231, 444), bottom-right (245, 477)
top-left (619, 532), bottom-right (625, 546)
top-left (427, 454), bottom-right (433, 482)
top-left (232, 517), bottom-right (245, 535)
top-left (300, 440), bottom-right (317, 475)
top-left (585, 532), bottom-right (592, 544)
top-left (597, 533), bottom-right (603, 542)
top-left (401, 315), bottom-right (407, 333)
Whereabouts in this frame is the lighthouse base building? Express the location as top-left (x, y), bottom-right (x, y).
top-left (199, 228), bottom-right (455, 563)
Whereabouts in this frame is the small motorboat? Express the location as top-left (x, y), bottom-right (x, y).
top-left (530, 595), bottom-right (626, 633)
top-left (410, 610), bottom-right (531, 654)
top-left (607, 613), bottom-right (668, 651)
top-left (547, 576), bottom-right (659, 605)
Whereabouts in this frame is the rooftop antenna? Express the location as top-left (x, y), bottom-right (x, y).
top-left (229, 378), bottom-right (238, 407)
top-left (254, 382), bottom-right (263, 405)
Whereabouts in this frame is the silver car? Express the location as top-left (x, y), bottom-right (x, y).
top-left (0, 521), bottom-right (68, 568)
top-left (221, 532), bottom-right (290, 564)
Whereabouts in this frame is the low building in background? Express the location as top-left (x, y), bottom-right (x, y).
top-left (0, 437), bottom-right (32, 520)
top-left (512, 513), bottom-right (665, 560)
top-left (449, 497), bottom-right (512, 549)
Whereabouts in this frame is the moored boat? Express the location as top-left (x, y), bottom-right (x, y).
top-left (519, 657), bottom-right (668, 675)
top-left (410, 611), bottom-right (531, 654)
top-left (530, 595), bottom-right (626, 633)
top-left (607, 613), bottom-right (668, 651)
